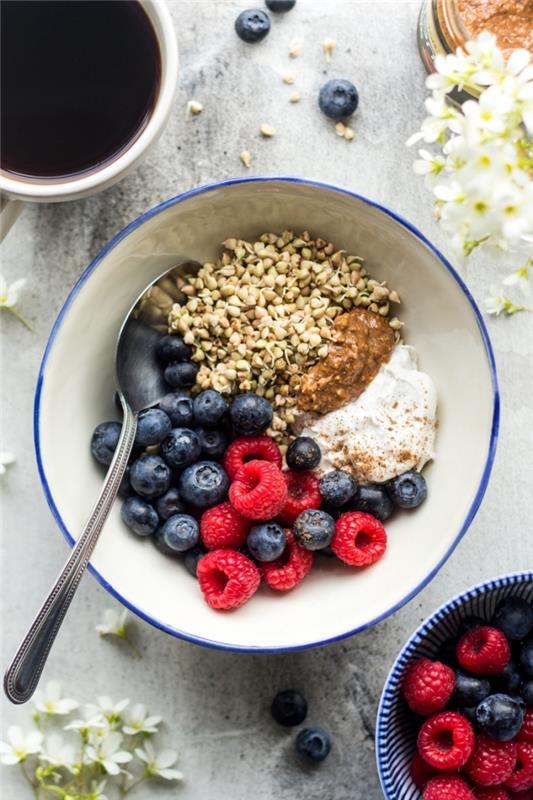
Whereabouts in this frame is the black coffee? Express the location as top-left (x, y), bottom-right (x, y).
top-left (1, 0), bottom-right (161, 180)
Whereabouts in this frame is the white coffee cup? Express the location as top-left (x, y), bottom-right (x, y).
top-left (0, 0), bottom-right (178, 240)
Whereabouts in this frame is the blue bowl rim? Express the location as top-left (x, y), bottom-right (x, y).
top-left (33, 175), bottom-right (500, 653)
top-left (376, 570), bottom-right (533, 799)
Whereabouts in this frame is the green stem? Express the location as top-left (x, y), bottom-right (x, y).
top-left (120, 775), bottom-right (147, 798)
top-left (19, 762), bottom-right (39, 798)
top-left (5, 305), bottom-right (33, 331)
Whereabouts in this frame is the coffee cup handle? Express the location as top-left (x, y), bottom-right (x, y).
top-left (0, 195), bottom-right (25, 242)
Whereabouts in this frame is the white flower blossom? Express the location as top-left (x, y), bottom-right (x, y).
top-left (34, 681), bottom-right (78, 716)
top-left (85, 731), bottom-right (132, 776)
top-left (95, 608), bottom-right (128, 639)
top-left (0, 451), bottom-right (15, 476)
top-left (39, 733), bottom-right (76, 771)
top-left (122, 704), bottom-right (162, 736)
top-left (503, 264), bottom-right (531, 296)
top-left (135, 740), bottom-right (183, 781)
top-left (0, 726), bottom-right (43, 765)
top-left (485, 285), bottom-right (528, 316)
top-left (0, 274), bottom-right (31, 330)
top-left (85, 696), bottom-right (130, 729)
top-left (64, 705), bottom-right (107, 734)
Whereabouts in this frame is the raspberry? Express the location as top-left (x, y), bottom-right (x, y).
top-left (410, 751), bottom-right (437, 789)
top-left (200, 502), bottom-right (251, 550)
top-left (229, 460), bottom-right (288, 520)
top-left (423, 776), bottom-right (475, 800)
top-left (403, 658), bottom-right (456, 715)
top-left (262, 530), bottom-right (313, 591)
top-left (518, 709), bottom-right (533, 745)
top-left (505, 743), bottom-right (533, 792)
top-left (472, 789), bottom-right (511, 800)
top-left (331, 512), bottom-right (387, 566)
top-left (223, 436), bottom-right (282, 480)
top-left (197, 549), bottom-right (260, 610)
top-left (457, 627), bottom-right (511, 676)
top-left (277, 470), bottom-right (322, 525)
top-left (465, 736), bottom-right (517, 786)
top-left (418, 711), bottom-right (475, 770)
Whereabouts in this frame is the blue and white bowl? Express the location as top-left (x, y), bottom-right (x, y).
top-left (376, 571), bottom-right (533, 799)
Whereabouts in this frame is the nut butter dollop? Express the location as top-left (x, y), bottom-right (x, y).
top-left (298, 308), bottom-right (394, 414)
top-left (455, 0), bottom-right (533, 54)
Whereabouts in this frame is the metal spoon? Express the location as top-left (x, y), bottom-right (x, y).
top-left (4, 259), bottom-right (200, 704)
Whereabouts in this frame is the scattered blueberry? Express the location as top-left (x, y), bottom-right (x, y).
top-left (475, 693), bottom-right (525, 741)
top-left (519, 639), bottom-right (533, 677)
top-left (286, 436), bottom-right (321, 471)
top-left (235, 8), bottom-right (271, 43)
top-left (156, 487), bottom-right (185, 521)
top-left (129, 453), bottom-right (171, 499)
top-left (156, 334), bottom-right (192, 364)
top-left (493, 597), bottom-right (533, 641)
top-left (319, 470), bottom-right (357, 507)
top-left (495, 662), bottom-right (522, 694)
top-left (159, 392), bottom-right (194, 427)
top-left (156, 514), bottom-right (200, 553)
top-left (318, 79), bottom-right (358, 120)
top-left (350, 483), bottom-right (393, 521)
top-left (193, 390), bottom-right (227, 427)
top-left (271, 689), bottom-right (308, 726)
top-left (178, 461), bottom-right (230, 508)
top-left (121, 496), bottom-right (159, 536)
top-left (90, 421), bottom-right (121, 465)
top-left (134, 408), bottom-right (172, 447)
top-left (229, 392), bottom-right (273, 436)
top-left (161, 428), bottom-right (201, 469)
top-left (453, 671), bottom-right (491, 707)
top-left (295, 727), bottom-right (331, 763)
top-left (163, 361), bottom-right (199, 389)
top-left (196, 428), bottom-right (229, 460)
top-left (247, 523), bottom-right (286, 562)
top-left (184, 545), bottom-right (206, 577)
top-left (387, 470), bottom-right (427, 509)
top-left (266, 0), bottom-right (296, 10)
top-left (520, 681), bottom-right (533, 705)
top-left (294, 509), bottom-right (335, 551)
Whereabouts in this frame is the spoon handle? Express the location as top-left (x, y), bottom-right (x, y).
top-left (4, 402), bottom-right (137, 704)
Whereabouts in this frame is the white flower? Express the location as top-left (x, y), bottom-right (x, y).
top-left (503, 264), bottom-right (531, 296)
top-left (135, 740), bottom-right (183, 781)
top-left (85, 696), bottom-right (130, 729)
top-left (39, 733), bottom-right (76, 771)
top-left (64, 705), bottom-right (107, 734)
top-left (89, 781), bottom-right (109, 800)
top-left (0, 274), bottom-right (31, 330)
top-left (122, 704), bottom-right (161, 736)
top-left (34, 681), bottom-right (78, 716)
top-left (95, 608), bottom-right (128, 638)
top-left (0, 451), bottom-right (15, 476)
top-left (85, 731), bottom-right (132, 776)
top-left (0, 726), bottom-right (43, 765)
top-left (485, 285), bottom-right (528, 316)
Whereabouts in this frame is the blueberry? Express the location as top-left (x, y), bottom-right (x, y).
top-left (159, 392), bottom-right (194, 427)
top-left (193, 390), bottom-right (227, 427)
top-left (164, 361), bottom-right (199, 389)
top-left (519, 639), bottom-right (533, 677)
top-left (235, 8), bottom-right (271, 43)
top-left (265, 0), bottom-right (296, 10)
top-left (493, 597), bottom-right (533, 642)
top-left (134, 408), bottom-right (172, 448)
top-left (295, 727), bottom-right (331, 763)
top-left (178, 461), bottom-right (230, 508)
top-left (156, 514), bottom-right (199, 554)
top-left (520, 681), bottom-right (533, 705)
top-left (196, 428), bottom-right (229, 460)
top-left (350, 484), bottom-right (394, 522)
top-left (475, 693), bottom-right (525, 741)
top-left (271, 689), bottom-right (307, 726)
top-left (286, 437), bottom-right (321, 471)
top-left (117, 466), bottom-right (133, 499)
top-left (156, 334), bottom-right (192, 364)
top-left (229, 392), bottom-right (273, 436)
top-left (319, 470), bottom-right (357, 507)
top-left (90, 421), bottom-right (121, 465)
top-left (247, 523), bottom-right (286, 562)
top-left (121, 496), bottom-right (159, 536)
top-left (318, 79), bottom-right (358, 120)
top-left (161, 428), bottom-right (201, 469)
top-left (387, 470), bottom-right (427, 509)
top-left (294, 509), bottom-right (335, 551)
top-left (184, 545), bottom-right (206, 577)
top-left (453, 671), bottom-right (491, 707)
top-left (462, 706), bottom-right (478, 725)
top-left (155, 487), bottom-right (185, 521)
top-left (495, 662), bottom-right (522, 694)
top-left (129, 453), bottom-right (171, 499)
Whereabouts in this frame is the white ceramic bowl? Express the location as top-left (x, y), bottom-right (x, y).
top-left (376, 572), bottom-right (533, 799)
top-left (35, 177), bottom-right (499, 652)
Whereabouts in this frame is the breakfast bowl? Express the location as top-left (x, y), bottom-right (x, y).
top-left (376, 571), bottom-right (533, 799)
top-left (34, 176), bottom-right (499, 651)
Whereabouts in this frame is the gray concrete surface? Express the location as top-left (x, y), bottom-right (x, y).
top-left (1, 1), bottom-right (532, 798)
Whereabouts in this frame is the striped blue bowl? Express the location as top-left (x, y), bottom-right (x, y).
top-left (376, 572), bottom-right (533, 799)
